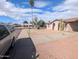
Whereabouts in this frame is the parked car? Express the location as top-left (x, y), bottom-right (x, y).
top-left (0, 24), bottom-right (20, 59)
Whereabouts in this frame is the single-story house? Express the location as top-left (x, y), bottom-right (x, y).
top-left (46, 19), bottom-right (62, 31)
top-left (46, 18), bottom-right (78, 32)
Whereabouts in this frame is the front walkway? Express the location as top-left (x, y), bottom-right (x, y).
top-left (8, 29), bottom-right (39, 59)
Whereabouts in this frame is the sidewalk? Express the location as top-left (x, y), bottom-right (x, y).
top-left (8, 29), bottom-right (38, 59)
top-left (17, 29), bottom-right (28, 39)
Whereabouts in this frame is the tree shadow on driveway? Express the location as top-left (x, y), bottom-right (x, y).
top-left (9, 37), bottom-right (38, 59)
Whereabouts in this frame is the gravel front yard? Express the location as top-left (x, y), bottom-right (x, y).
top-left (30, 29), bottom-right (78, 59)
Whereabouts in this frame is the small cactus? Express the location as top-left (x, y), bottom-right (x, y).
top-left (59, 19), bottom-right (65, 31)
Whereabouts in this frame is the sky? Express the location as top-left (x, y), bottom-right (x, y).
top-left (0, 0), bottom-right (78, 24)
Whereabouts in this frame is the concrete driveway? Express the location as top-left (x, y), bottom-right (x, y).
top-left (5, 29), bottom-right (38, 59)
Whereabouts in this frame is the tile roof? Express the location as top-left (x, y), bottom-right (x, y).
top-left (64, 18), bottom-right (78, 23)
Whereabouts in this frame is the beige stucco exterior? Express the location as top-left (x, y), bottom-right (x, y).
top-left (46, 23), bottom-right (53, 30)
top-left (64, 24), bottom-right (73, 31)
top-left (46, 19), bottom-right (78, 32)
top-left (46, 20), bottom-right (60, 31)
top-left (53, 21), bottom-right (60, 31)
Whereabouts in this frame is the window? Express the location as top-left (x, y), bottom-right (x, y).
top-left (0, 25), bottom-right (9, 40)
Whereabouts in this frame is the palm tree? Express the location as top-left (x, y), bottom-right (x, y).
top-left (28, 0), bottom-right (35, 37)
top-left (29, 0), bottom-right (34, 7)
top-left (29, 0), bottom-right (34, 21)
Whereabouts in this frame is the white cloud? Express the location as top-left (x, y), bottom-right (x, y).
top-left (53, 0), bottom-right (78, 11)
top-left (34, 1), bottom-right (49, 8)
top-left (52, 0), bottom-right (78, 19)
top-left (31, 0), bottom-right (78, 22)
top-left (0, 0), bottom-right (78, 23)
top-left (0, 0), bottom-right (44, 20)
top-left (22, 0), bottom-right (78, 21)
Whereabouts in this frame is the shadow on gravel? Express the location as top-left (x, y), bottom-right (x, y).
top-left (3, 37), bottom-right (38, 59)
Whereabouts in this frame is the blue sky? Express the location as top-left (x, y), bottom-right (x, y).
top-left (0, 0), bottom-right (78, 24)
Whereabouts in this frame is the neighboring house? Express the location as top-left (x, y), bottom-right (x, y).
top-left (64, 18), bottom-right (78, 32)
top-left (46, 21), bottom-right (54, 30)
top-left (53, 20), bottom-right (61, 31)
top-left (23, 23), bottom-right (34, 29)
top-left (46, 20), bottom-right (61, 31)
top-left (46, 18), bottom-right (78, 32)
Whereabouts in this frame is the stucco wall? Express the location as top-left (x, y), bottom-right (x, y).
top-left (47, 20), bottom-right (78, 32)
top-left (46, 23), bottom-right (53, 30)
top-left (53, 21), bottom-right (60, 31)
top-left (65, 24), bottom-right (73, 31)
top-left (46, 21), bottom-right (60, 31)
